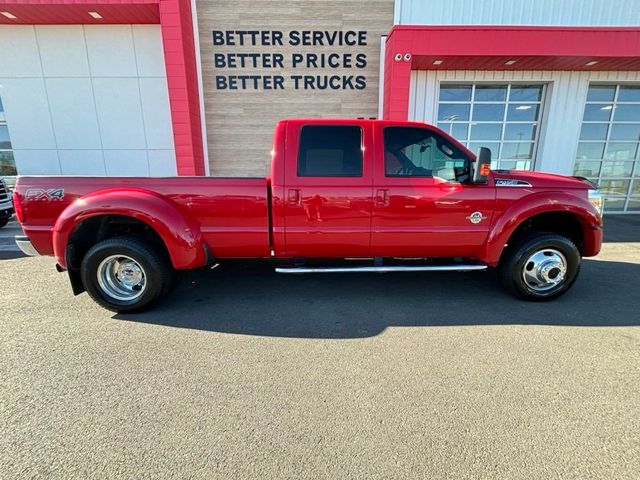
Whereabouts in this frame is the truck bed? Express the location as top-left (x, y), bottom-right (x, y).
top-left (16, 176), bottom-right (271, 259)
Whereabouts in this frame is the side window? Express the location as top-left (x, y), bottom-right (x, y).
top-left (384, 127), bottom-right (469, 181)
top-left (298, 125), bottom-right (362, 177)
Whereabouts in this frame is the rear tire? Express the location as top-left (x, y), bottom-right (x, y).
top-left (0, 217), bottom-right (9, 228)
top-left (498, 233), bottom-right (581, 301)
top-left (81, 236), bottom-right (174, 312)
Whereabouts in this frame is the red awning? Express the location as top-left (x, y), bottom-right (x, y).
top-left (0, 0), bottom-right (159, 24)
top-left (391, 25), bottom-right (640, 71)
top-left (383, 25), bottom-right (640, 119)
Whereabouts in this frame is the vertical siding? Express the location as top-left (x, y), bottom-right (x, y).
top-left (395, 0), bottom-right (640, 26)
top-left (409, 70), bottom-right (640, 174)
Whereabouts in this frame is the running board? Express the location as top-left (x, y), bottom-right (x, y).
top-left (276, 265), bottom-right (487, 274)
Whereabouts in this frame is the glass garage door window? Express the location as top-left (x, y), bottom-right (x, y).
top-left (0, 96), bottom-right (17, 178)
top-left (437, 83), bottom-right (545, 171)
top-left (574, 84), bottom-right (640, 212)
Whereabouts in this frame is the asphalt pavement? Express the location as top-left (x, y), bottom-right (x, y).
top-left (0, 218), bottom-right (24, 260)
top-left (1, 216), bottom-right (639, 479)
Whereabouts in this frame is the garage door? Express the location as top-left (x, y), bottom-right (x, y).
top-left (0, 25), bottom-right (175, 178)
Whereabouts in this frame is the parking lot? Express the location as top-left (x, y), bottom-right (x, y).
top-left (1, 216), bottom-right (639, 479)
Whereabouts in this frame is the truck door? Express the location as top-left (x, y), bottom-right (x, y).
top-left (370, 123), bottom-right (495, 258)
top-left (283, 122), bottom-right (373, 257)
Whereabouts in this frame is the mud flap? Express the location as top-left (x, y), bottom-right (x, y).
top-left (63, 243), bottom-right (85, 295)
top-left (67, 268), bottom-right (85, 296)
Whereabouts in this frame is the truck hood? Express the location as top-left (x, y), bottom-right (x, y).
top-left (491, 170), bottom-right (595, 190)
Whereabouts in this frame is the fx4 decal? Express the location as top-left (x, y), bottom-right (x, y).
top-left (25, 188), bottom-right (65, 201)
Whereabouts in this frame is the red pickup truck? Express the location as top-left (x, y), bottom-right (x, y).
top-left (13, 119), bottom-right (603, 312)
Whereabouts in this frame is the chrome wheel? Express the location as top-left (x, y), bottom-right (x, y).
top-left (521, 248), bottom-right (567, 293)
top-left (96, 254), bottom-right (147, 302)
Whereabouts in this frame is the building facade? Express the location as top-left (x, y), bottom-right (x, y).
top-left (1, 0), bottom-right (639, 212)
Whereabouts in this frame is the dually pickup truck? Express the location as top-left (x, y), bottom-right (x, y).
top-left (13, 119), bottom-right (603, 312)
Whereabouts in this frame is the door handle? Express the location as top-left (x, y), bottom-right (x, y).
top-left (375, 189), bottom-right (389, 206)
top-left (288, 189), bottom-right (301, 205)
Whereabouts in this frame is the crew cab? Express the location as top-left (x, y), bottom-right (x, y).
top-left (13, 119), bottom-right (603, 312)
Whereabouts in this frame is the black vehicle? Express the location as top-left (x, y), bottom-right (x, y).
top-left (0, 178), bottom-right (14, 228)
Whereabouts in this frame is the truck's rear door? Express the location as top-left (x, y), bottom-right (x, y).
top-left (283, 120), bottom-right (373, 257)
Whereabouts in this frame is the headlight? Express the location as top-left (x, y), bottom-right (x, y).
top-left (588, 189), bottom-right (604, 216)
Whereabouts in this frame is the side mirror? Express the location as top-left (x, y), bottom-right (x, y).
top-left (472, 147), bottom-right (491, 184)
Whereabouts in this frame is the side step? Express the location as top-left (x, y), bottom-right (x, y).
top-left (276, 265), bottom-right (487, 274)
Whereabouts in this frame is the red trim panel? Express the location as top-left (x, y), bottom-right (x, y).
top-left (159, 0), bottom-right (205, 175)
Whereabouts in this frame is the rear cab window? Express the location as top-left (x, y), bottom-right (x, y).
top-left (297, 125), bottom-right (363, 177)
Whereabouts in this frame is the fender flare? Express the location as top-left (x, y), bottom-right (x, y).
top-left (53, 188), bottom-right (207, 270)
top-left (483, 191), bottom-right (601, 266)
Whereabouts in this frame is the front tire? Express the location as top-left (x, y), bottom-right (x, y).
top-left (499, 233), bottom-right (581, 301)
top-left (81, 236), bottom-right (173, 312)
top-left (0, 217), bottom-right (9, 228)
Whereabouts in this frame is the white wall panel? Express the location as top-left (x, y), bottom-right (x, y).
top-left (84, 25), bottom-right (138, 77)
top-left (0, 26), bottom-right (42, 77)
top-left (133, 25), bottom-right (167, 77)
top-left (409, 69), bottom-right (640, 175)
top-left (13, 150), bottom-right (61, 175)
top-left (35, 26), bottom-right (90, 77)
top-left (0, 78), bottom-right (56, 149)
top-left (45, 78), bottom-right (101, 149)
top-left (104, 150), bottom-right (149, 176)
top-left (139, 77), bottom-right (174, 149)
top-left (93, 77), bottom-right (147, 149)
top-left (148, 150), bottom-right (177, 176)
top-left (395, 0), bottom-right (640, 26)
top-left (59, 150), bottom-right (106, 175)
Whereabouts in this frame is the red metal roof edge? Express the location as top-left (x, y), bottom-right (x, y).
top-left (389, 24), bottom-right (640, 34)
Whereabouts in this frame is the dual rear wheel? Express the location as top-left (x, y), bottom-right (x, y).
top-left (81, 236), bottom-right (174, 312)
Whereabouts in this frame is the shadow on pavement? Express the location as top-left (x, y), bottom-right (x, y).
top-left (603, 214), bottom-right (640, 242)
top-left (115, 258), bottom-right (640, 338)
top-left (0, 217), bottom-right (25, 260)
top-left (0, 251), bottom-right (26, 260)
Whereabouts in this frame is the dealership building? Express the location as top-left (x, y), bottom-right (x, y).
top-left (1, 0), bottom-right (640, 212)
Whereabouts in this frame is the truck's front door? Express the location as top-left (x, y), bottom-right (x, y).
top-left (283, 122), bottom-right (373, 257)
top-left (370, 123), bottom-right (495, 258)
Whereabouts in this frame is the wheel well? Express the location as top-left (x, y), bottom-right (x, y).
top-left (67, 215), bottom-right (170, 270)
top-left (504, 211), bottom-right (585, 256)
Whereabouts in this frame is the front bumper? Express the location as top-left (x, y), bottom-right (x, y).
top-left (15, 235), bottom-right (40, 256)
